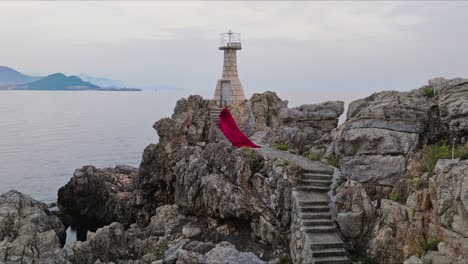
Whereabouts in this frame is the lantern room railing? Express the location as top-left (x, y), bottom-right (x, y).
top-left (220, 31), bottom-right (241, 49)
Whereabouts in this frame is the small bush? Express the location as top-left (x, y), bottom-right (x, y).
top-left (306, 152), bottom-right (322, 161)
top-left (327, 156), bottom-right (340, 168)
top-left (278, 256), bottom-right (290, 264)
top-left (273, 142), bottom-right (289, 151)
top-left (412, 178), bottom-right (422, 190)
top-left (420, 144), bottom-right (451, 175)
top-left (423, 86), bottom-right (435, 97)
top-left (460, 152), bottom-right (468, 160)
top-left (420, 144), bottom-right (468, 175)
top-left (243, 149), bottom-right (264, 172)
top-left (390, 191), bottom-right (402, 203)
top-left (149, 247), bottom-right (165, 260)
top-left (416, 237), bottom-right (440, 256)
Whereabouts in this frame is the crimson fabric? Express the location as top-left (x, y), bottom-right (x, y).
top-left (219, 108), bottom-right (260, 148)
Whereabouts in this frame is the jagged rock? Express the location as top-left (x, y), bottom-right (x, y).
top-left (356, 160), bottom-right (468, 263)
top-left (430, 159), bottom-right (468, 238)
top-left (58, 165), bottom-right (140, 227)
top-left (403, 255), bottom-right (423, 264)
top-left (432, 77), bottom-right (468, 142)
top-left (0, 190), bottom-right (65, 263)
top-left (204, 242), bottom-right (265, 264)
top-left (137, 96), bottom-right (301, 249)
top-left (228, 92), bottom-right (343, 153)
top-left (335, 181), bottom-right (373, 239)
top-left (341, 155), bottom-right (406, 185)
top-left (330, 89), bottom-right (436, 187)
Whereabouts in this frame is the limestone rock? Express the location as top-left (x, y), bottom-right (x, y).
top-left (204, 242), bottom-right (266, 264)
top-left (341, 155), bottom-right (406, 185)
top-left (0, 190), bottom-right (65, 264)
top-left (433, 77), bottom-right (468, 142)
top-left (403, 256), bottom-right (423, 264)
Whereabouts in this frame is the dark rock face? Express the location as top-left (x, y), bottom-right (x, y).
top-left (57, 165), bottom-right (141, 227)
top-left (0, 190), bottom-right (65, 263)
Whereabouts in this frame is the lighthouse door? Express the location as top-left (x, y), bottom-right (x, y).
top-left (221, 80), bottom-right (231, 107)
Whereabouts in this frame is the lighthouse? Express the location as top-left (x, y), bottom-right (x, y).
top-left (213, 30), bottom-right (246, 107)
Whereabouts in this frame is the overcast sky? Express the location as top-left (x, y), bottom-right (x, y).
top-left (1, 1), bottom-right (468, 106)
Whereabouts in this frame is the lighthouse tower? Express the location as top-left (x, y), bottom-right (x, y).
top-left (213, 30), bottom-right (246, 106)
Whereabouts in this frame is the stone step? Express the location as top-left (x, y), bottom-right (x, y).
top-left (311, 242), bottom-right (345, 250)
top-left (305, 226), bottom-right (336, 234)
top-left (297, 186), bottom-right (330, 192)
top-left (303, 169), bottom-right (333, 175)
top-left (313, 256), bottom-right (350, 264)
top-left (298, 200), bottom-right (328, 207)
top-left (301, 212), bottom-right (332, 220)
top-left (299, 206), bottom-right (329, 213)
top-left (302, 173), bottom-right (332, 180)
top-left (312, 248), bottom-right (347, 258)
top-left (303, 219), bottom-right (334, 226)
top-left (298, 179), bottom-right (331, 187)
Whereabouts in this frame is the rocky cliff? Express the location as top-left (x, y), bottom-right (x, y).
top-left (330, 78), bottom-right (468, 263)
top-left (0, 78), bottom-right (467, 264)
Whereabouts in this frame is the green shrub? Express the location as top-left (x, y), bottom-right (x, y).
top-left (327, 156), bottom-right (340, 168)
top-left (460, 152), bottom-right (468, 160)
top-left (390, 191), bottom-right (402, 203)
top-left (420, 144), bottom-right (451, 175)
top-left (350, 252), bottom-right (376, 264)
top-left (149, 247), bottom-right (165, 260)
top-left (420, 144), bottom-right (468, 175)
top-left (412, 178), bottom-right (422, 190)
top-left (423, 86), bottom-right (435, 97)
top-left (416, 237), bottom-right (440, 256)
top-left (273, 142), bottom-right (289, 151)
top-left (278, 256), bottom-right (290, 264)
top-left (243, 149), bottom-right (264, 172)
top-left (306, 152), bottom-right (322, 161)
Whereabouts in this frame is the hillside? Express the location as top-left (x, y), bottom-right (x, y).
top-left (78, 74), bottom-right (127, 88)
top-left (0, 66), bottom-right (40, 85)
top-left (18, 73), bottom-right (101, 90)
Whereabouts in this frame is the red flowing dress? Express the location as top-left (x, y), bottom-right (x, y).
top-left (218, 108), bottom-right (260, 148)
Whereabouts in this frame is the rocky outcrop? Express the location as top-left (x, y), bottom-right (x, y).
top-left (334, 158), bottom-right (468, 263)
top-left (1, 194), bottom-right (274, 264)
top-left (330, 78), bottom-right (468, 263)
top-left (228, 91), bottom-right (344, 154)
top-left (58, 165), bottom-right (141, 227)
top-left (0, 190), bottom-right (65, 263)
top-left (431, 77), bottom-right (468, 142)
top-left (330, 88), bottom-right (437, 186)
top-left (56, 95), bottom-right (305, 262)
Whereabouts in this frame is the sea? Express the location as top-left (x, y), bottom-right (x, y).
top-left (0, 90), bottom-right (189, 204)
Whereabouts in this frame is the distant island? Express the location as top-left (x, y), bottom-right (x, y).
top-left (0, 66), bottom-right (141, 91)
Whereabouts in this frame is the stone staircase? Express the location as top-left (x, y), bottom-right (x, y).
top-left (209, 106), bottom-right (222, 126)
top-left (254, 147), bottom-right (350, 263)
top-left (295, 168), bottom-right (350, 264)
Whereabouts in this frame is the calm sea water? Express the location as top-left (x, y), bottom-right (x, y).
top-left (0, 90), bottom-right (188, 204)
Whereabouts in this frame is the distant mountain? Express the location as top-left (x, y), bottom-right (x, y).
top-left (0, 66), bottom-right (141, 91)
top-left (0, 66), bottom-right (40, 85)
top-left (19, 73), bottom-right (101, 90)
top-left (78, 74), bottom-right (127, 88)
